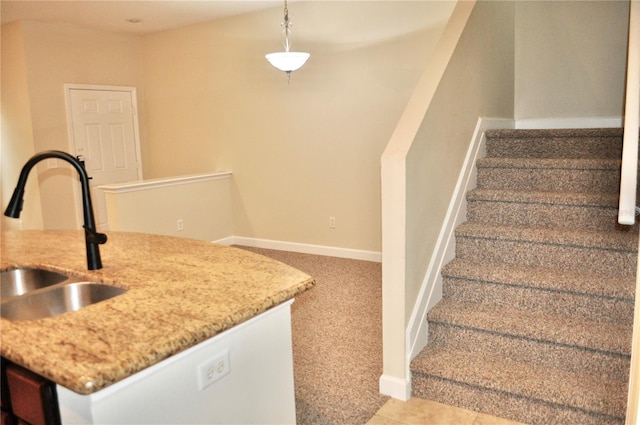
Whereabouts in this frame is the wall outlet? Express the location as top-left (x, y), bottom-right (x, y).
top-left (197, 349), bottom-right (230, 390)
top-left (177, 219), bottom-right (184, 231)
top-left (329, 217), bottom-right (336, 229)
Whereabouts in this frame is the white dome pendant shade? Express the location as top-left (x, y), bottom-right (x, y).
top-left (266, 0), bottom-right (310, 80)
top-left (265, 52), bottom-right (310, 73)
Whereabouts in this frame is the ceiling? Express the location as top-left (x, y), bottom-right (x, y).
top-left (1, 1), bottom-right (451, 52)
top-left (0, 1), bottom-right (285, 34)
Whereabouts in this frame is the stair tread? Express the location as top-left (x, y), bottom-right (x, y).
top-left (428, 299), bottom-right (633, 355)
top-left (476, 157), bottom-right (624, 170)
top-left (442, 258), bottom-right (636, 300)
top-left (485, 128), bottom-right (623, 139)
top-left (467, 188), bottom-right (620, 206)
top-left (411, 346), bottom-right (628, 418)
top-left (456, 221), bottom-right (639, 252)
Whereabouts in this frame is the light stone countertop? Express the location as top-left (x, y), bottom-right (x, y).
top-left (0, 230), bottom-right (315, 395)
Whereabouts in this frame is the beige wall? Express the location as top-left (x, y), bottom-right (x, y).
top-left (515, 0), bottom-right (630, 120)
top-left (140, 1), bottom-right (455, 252)
top-left (3, 0), bottom-right (630, 249)
top-left (1, 22), bottom-right (43, 230)
top-left (1, 21), bottom-right (146, 230)
top-left (2, 2), bottom-right (454, 252)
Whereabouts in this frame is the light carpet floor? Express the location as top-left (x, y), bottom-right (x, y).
top-left (237, 247), bottom-right (389, 424)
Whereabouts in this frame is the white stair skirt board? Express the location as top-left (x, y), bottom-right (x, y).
top-left (214, 236), bottom-right (382, 263)
top-left (406, 117), bottom-right (515, 363)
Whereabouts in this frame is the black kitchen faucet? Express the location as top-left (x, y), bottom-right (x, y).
top-left (4, 150), bottom-right (107, 270)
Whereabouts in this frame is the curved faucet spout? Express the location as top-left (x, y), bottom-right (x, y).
top-left (4, 150), bottom-right (107, 270)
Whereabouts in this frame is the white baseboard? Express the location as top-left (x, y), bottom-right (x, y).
top-left (379, 374), bottom-right (411, 401)
top-left (515, 116), bottom-right (622, 129)
top-left (405, 117), bottom-right (515, 363)
top-left (213, 236), bottom-right (382, 263)
top-left (213, 236), bottom-right (236, 246)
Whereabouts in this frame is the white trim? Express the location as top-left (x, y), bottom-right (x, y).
top-left (215, 236), bottom-right (381, 263)
top-left (98, 172), bottom-right (232, 194)
top-left (64, 83), bottom-right (141, 93)
top-left (213, 236), bottom-right (237, 246)
top-left (619, 0), bottom-right (640, 228)
top-left (515, 116), bottom-right (623, 129)
top-left (379, 374), bottom-right (411, 401)
top-left (624, 1), bottom-right (640, 422)
top-left (628, 257), bottom-right (640, 425)
top-left (405, 117), bottom-right (515, 363)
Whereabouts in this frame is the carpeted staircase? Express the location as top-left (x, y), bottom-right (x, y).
top-left (410, 128), bottom-right (638, 425)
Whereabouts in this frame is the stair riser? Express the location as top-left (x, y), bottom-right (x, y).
top-left (455, 237), bottom-right (637, 277)
top-left (486, 136), bottom-right (623, 159)
top-left (476, 167), bottom-right (622, 193)
top-left (411, 374), bottom-right (624, 425)
top-left (467, 200), bottom-right (624, 231)
top-left (427, 321), bottom-right (631, 380)
top-left (442, 277), bottom-right (634, 324)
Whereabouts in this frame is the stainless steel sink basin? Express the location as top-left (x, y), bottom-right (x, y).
top-left (1, 268), bottom-right (68, 300)
top-left (0, 282), bottom-right (127, 321)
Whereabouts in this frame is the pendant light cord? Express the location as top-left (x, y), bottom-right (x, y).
top-left (282, 0), bottom-right (292, 52)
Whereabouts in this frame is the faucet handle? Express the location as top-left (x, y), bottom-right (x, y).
top-left (85, 227), bottom-right (108, 245)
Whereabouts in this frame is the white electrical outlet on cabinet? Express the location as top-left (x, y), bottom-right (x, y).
top-left (177, 219), bottom-right (184, 231)
top-left (197, 349), bottom-right (230, 390)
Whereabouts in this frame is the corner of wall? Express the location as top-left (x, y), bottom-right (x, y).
top-left (379, 374), bottom-right (411, 401)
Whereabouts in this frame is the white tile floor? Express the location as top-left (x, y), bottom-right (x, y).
top-left (367, 398), bottom-right (527, 425)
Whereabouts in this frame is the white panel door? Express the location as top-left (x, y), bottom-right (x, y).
top-left (67, 87), bottom-right (141, 231)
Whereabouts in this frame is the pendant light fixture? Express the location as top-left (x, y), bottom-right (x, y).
top-left (265, 0), bottom-right (310, 81)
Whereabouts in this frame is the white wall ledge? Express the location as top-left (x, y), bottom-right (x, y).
top-left (99, 172), bottom-right (232, 194)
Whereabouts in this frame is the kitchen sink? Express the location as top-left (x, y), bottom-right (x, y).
top-left (1, 268), bottom-right (68, 300)
top-left (0, 282), bottom-right (127, 321)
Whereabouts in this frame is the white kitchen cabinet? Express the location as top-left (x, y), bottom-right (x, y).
top-left (57, 300), bottom-right (296, 424)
